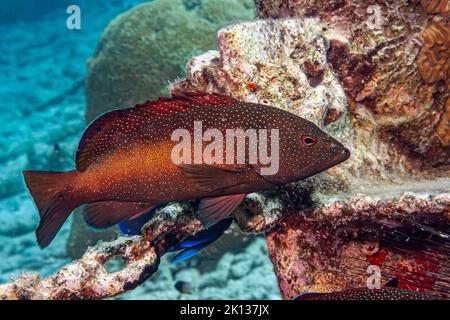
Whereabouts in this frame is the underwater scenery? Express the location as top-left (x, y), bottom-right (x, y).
top-left (0, 0), bottom-right (449, 302)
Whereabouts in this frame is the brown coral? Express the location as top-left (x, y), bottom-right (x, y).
top-left (417, 17), bottom-right (450, 84)
top-left (420, 0), bottom-right (450, 15)
top-left (415, 4), bottom-right (450, 150)
top-left (437, 97), bottom-right (450, 146)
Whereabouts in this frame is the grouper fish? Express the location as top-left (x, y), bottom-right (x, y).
top-left (23, 92), bottom-right (350, 248)
top-left (293, 287), bottom-right (439, 300)
top-left (293, 278), bottom-right (440, 300)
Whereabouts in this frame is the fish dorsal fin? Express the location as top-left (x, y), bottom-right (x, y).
top-left (83, 201), bottom-right (156, 229)
top-left (76, 92), bottom-right (236, 171)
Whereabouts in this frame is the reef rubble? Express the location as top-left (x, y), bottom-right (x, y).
top-left (1, 189), bottom-right (447, 299)
top-left (0, 203), bottom-right (200, 299)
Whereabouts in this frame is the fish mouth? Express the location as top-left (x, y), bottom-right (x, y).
top-left (332, 147), bottom-right (351, 166)
top-left (317, 147), bottom-right (351, 171)
top-left (318, 146), bottom-right (350, 173)
top-left (298, 147), bottom-right (350, 180)
top-left (319, 147), bottom-right (350, 173)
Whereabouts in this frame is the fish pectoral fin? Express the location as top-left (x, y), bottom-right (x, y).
top-left (180, 163), bottom-right (249, 193)
top-left (198, 194), bottom-right (246, 227)
top-left (83, 201), bottom-right (157, 229)
top-left (174, 237), bottom-right (216, 250)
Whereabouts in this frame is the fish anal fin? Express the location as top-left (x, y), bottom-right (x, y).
top-left (199, 194), bottom-right (246, 227)
top-left (83, 201), bottom-right (156, 229)
top-left (128, 207), bottom-right (156, 220)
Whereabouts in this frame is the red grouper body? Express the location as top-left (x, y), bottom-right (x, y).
top-left (23, 92), bottom-right (350, 248)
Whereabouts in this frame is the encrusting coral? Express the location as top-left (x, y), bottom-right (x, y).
top-left (417, 17), bottom-right (449, 84)
top-left (254, 0), bottom-right (449, 166)
top-left (266, 188), bottom-right (450, 299)
top-left (2, 0), bottom-right (449, 299)
top-left (416, 1), bottom-right (449, 149)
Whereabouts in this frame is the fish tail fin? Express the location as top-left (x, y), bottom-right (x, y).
top-left (23, 170), bottom-right (80, 249)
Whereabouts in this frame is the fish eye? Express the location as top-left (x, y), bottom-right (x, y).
top-left (301, 136), bottom-right (316, 146)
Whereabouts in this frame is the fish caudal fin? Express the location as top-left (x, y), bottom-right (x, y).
top-left (23, 170), bottom-right (79, 249)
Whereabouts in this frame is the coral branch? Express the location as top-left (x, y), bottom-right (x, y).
top-left (0, 203), bottom-right (203, 300)
top-left (0, 191), bottom-right (286, 300)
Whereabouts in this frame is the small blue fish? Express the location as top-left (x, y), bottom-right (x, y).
top-left (169, 218), bottom-right (233, 264)
top-left (118, 207), bottom-right (232, 264)
top-left (118, 206), bottom-right (161, 236)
